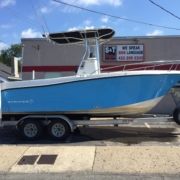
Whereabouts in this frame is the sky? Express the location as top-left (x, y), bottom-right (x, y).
top-left (0, 0), bottom-right (180, 51)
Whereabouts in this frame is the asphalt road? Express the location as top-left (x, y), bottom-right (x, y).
top-left (0, 122), bottom-right (180, 146)
top-left (0, 172), bottom-right (180, 180)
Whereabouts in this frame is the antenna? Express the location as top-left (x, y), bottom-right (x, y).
top-left (30, 0), bottom-right (49, 35)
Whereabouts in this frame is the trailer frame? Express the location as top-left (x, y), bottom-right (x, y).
top-left (0, 113), bottom-right (177, 140)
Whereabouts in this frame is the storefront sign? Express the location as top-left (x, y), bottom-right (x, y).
top-left (104, 44), bottom-right (144, 61)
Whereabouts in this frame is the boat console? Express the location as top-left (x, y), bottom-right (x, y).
top-left (48, 29), bottom-right (115, 76)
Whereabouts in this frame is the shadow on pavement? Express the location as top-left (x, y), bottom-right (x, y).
top-left (78, 127), bottom-right (180, 145)
top-left (0, 126), bottom-right (179, 146)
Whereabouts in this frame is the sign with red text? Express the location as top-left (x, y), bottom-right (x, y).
top-left (104, 45), bottom-right (144, 62)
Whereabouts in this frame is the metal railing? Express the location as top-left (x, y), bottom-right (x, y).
top-left (101, 60), bottom-right (180, 72)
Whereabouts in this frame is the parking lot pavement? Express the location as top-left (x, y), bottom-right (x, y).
top-left (0, 123), bottom-right (180, 146)
top-left (0, 123), bottom-right (180, 177)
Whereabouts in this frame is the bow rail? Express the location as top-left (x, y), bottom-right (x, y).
top-left (101, 60), bottom-right (180, 72)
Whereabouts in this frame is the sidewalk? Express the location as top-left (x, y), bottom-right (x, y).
top-left (0, 145), bottom-right (180, 175)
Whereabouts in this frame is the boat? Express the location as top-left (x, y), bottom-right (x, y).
top-left (1, 28), bottom-right (180, 120)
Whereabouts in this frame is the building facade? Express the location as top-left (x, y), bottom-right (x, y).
top-left (21, 35), bottom-right (180, 114)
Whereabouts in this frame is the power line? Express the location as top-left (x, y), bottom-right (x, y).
top-left (52, 0), bottom-right (180, 31)
top-left (41, 15), bottom-right (50, 33)
top-left (148, 0), bottom-right (180, 21)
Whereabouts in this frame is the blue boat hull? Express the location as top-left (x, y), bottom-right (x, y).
top-left (2, 73), bottom-right (180, 116)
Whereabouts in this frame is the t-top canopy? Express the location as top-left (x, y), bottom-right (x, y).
top-left (48, 28), bottom-right (115, 44)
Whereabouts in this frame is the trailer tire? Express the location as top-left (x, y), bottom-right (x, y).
top-left (18, 120), bottom-right (42, 140)
top-left (173, 108), bottom-right (180, 125)
top-left (47, 120), bottom-right (70, 140)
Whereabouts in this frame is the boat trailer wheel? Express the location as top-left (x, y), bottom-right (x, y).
top-left (18, 120), bottom-right (42, 140)
top-left (48, 120), bottom-right (70, 140)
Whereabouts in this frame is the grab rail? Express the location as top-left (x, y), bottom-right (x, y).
top-left (101, 60), bottom-right (180, 72)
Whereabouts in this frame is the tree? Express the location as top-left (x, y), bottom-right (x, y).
top-left (0, 44), bottom-right (22, 67)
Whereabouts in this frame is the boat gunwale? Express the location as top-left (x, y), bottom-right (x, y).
top-left (2, 70), bottom-right (180, 91)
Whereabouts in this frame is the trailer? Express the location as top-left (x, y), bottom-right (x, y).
top-left (1, 28), bottom-right (180, 140)
top-left (0, 112), bottom-right (179, 141)
top-left (0, 80), bottom-right (180, 140)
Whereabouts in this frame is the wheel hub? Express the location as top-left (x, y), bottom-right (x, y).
top-left (24, 123), bottom-right (38, 138)
top-left (52, 123), bottom-right (65, 137)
